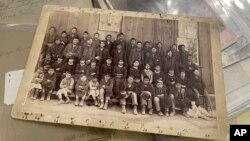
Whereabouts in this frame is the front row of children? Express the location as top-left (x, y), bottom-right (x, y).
top-left (29, 67), bottom-right (215, 120)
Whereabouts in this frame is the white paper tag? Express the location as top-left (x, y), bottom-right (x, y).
top-left (4, 69), bottom-right (24, 105)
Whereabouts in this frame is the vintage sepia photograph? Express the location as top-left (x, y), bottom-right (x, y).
top-left (12, 5), bottom-right (228, 139)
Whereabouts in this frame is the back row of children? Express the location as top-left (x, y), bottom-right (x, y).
top-left (29, 26), bottom-right (212, 117)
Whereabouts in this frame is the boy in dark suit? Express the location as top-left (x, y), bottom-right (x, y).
top-left (153, 65), bottom-right (165, 86)
top-left (47, 38), bottom-right (65, 61)
top-left (41, 68), bottom-right (56, 101)
top-left (145, 47), bottom-right (162, 69)
top-left (119, 76), bottom-right (138, 115)
top-left (128, 41), bottom-right (144, 68)
top-left (139, 76), bottom-right (154, 115)
top-left (180, 55), bottom-right (198, 78)
top-left (42, 26), bottom-right (57, 57)
top-left (40, 53), bottom-right (53, 73)
top-left (92, 32), bottom-right (100, 49)
top-left (165, 68), bottom-right (178, 91)
top-left (95, 40), bottom-right (110, 66)
top-left (63, 57), bottom-right (76, 76)
top-left (99, 58), bottom-right (113, 79)
top-left (63, 37), bottom-right (81, 61)
top-left (82, 38), bottom-right (96, 65)
top-left (129, 60), bottom-right (141, 83)
top-left (154, 81), bottom-right (168, 116)
top-left (67, 27), bottom-right (79, 43)
top-left (60, 31), bottom-right (68, 46)
top-left (105, 34), bottom-right (112, 51)
top-left (52, 55), bottom-right (64, 91)
top-left (163, 49), bottom-right (179, 75)
top-left (111, 33), bottom-right (127, 54)
top-left (87, 60), bottom-right (99, 80)
top-left (75, 58), bottom-right (88, 80)
top-left (112, 59), bottom-right (127, 98)
top-left (112, 44), bottom-right (127, 66)
top-left (178, 44), bottom-right (189, 66)
top-left (75, 74), bottom-right (89, 106)
top-left (80, 31), bottom-right (89, 47)
top-left (99, 74), bottom-right (113, 110)
top-left (188, 69), bottom-right (211, 111)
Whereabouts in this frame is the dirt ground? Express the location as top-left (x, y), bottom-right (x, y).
top-left (23, 97), bottom-right (217, 131)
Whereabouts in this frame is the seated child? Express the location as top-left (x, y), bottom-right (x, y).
top-left (187, 101), bottom-right (215, 120)
top-left (88, 76), bottom-right (100, 106)
top-left (154, 81), bottom-right (168, 116)
top-left (75, 75), bottom-right (89, 106)
top-left (41, 68), bottom-right (56, 101)
top-left (56, 72), bottom-right (74, 104)
top-left (119, 76), bottom-right (138, 115)
top-left (30, 67), bottom-right (44, 100)
top-left (175, 87), bottom-right (191, 117)
top-left (99, 74), bottom-right (113, 110)
top-left (139, 76), bottom-right (154, 115)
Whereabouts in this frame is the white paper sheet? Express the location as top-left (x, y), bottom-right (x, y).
top-left (4, 69), bottom-right (24, 105)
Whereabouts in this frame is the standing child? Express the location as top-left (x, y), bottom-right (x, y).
top-left (60, 31), bottom-right (68, 46)
top-left (30, 67), bottom-right (44, 100)
top-left (112, 44), bottom-right (127, 66)
top-left (81, 38), bottom-right (96, 65)
top-left (41, 68), bottom-right (56, 101)
top-left (95, 40), bottom-right (110, 66)
top-left (80, 31), bottom-right (89, 47)
top-left (99, 74), bottom-right (113, 110)
top-left (139, 76), bottom-right (154, 115)
top-left (47, 38), bottom-right (65, 61)
top-left (104, 34), bottom-right (112, 51)
top-left (88, 76), bottom-right (100, 106)
top-left (56, 72), bottom-right (74, 104)
top-left (52, 55), bottom-right (64, 91)
top-left (141, 63), bottom-right (153, 84)
top-left (112, 60), bottom-right (127, 98)
top-left (92, 32), bottom-right (100, 49)
top-left (75, 75), bottom-right (89, 106)
top-left (67, 27), bottom-right (79, 43)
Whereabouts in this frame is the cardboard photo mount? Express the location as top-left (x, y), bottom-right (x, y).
top-left (11, 5), bottom-right (229, 140)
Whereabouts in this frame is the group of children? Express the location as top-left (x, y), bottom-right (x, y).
top-left (29, 26), bottom-right (215, 120)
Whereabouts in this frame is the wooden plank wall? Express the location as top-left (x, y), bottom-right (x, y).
top-left (47, 11), bottom-right (119, 40)
top-left (198, 23), bottom-right (214, 93)
top-left (121, 16), bottom-right (178, 52)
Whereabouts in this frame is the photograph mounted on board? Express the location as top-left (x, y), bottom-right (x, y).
top-left (12, 5), bottom-right (228, 140)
